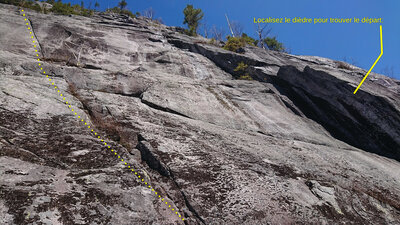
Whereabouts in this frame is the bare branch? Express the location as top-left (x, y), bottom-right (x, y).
top-left (64, 42), bottom-right (85, 66)
top-left (211, 25), bottom-right (225, 41)
top-left (143, 7), bottom-right (155, 20)
top-left (231, 21), bottom-right (244, 37)
top-left (225, 14), bottom-right (234, 37)
top-left (381, 65), bottom-right (395, 78)
top-left (255, 23), bottom-right (272, 49)
top-left (201, 19), bottom-right (209, 38)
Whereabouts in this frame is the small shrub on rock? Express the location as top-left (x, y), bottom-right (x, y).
top-left (238, 74), bottom-right (253, 80)
top-left (241, 33), bottom-right (257, 46)
top-left (106, 7), bottom-right (136, 18)
top-left (50, 1), bottom-right (76, 15)
top-left (208, 38), bottom-right (216, 45)
top-left (223, 36), bottom-right (245, 52)
top-left (234, 62), bottom-right (253, 80)
top-left (223, 33), bottom-right (257, 53)
top-left (336, 61), bottom-right (353, 70)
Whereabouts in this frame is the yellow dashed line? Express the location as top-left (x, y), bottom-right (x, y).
top-left (20, 10), bottom-right (184, 222)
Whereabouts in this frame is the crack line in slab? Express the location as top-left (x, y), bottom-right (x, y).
top-left (18, 10), bottom-right (186, 223)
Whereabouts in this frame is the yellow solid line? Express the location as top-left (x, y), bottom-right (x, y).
top-left (353, 25), bottom-right (383, 94)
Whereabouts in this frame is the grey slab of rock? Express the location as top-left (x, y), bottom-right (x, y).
top-left (0, 3), bottom-right (399, 224)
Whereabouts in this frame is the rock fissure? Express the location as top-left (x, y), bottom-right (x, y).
top-left (135, 134), bottom-right (208, 223)
top-left (169, 174), bottom-right (207, 225)
top-left (140, 98), bottom-right (192, 119)
top-left (28, 18), bottom-right (44, 58)
top-left (136, 134), bottom-right (170, 177)
top-left (1, 4), bottom-right (400, 224)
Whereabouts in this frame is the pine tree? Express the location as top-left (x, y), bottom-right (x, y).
top-left (263, 37), bottom-right (286, 52)
top-left (118, 0), bottom-right (127, 11)
top-left (183, 4), bottom-right (204, 36)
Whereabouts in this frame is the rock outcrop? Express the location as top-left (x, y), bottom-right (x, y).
top-left (1, 3), bottom-right (399, 224)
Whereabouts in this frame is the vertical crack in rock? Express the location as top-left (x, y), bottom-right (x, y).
top-left (2, 4), bottom-right (400, 223)
top-left (170, 171), bottom-right (207, 225)
top-left (28, 18), bottom-right (44, 58)
top-left (136, 134), bottom-right (170, 177)
top-left (135, 134), bottom-right (207, 224)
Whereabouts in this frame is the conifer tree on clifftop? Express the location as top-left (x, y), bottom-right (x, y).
top-left (183, 4), bottom-right (204, 36)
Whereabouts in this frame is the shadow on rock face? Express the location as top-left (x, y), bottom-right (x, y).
top-left (274, 65), bottom-right (400, 161)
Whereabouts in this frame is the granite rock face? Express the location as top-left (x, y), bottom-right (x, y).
top-left (1, 3), bottom-right (400, 224)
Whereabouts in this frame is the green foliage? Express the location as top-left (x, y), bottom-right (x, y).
top-left (240, 33), bottom-right (257, 46)
top-left (106, 7), bottom-right (120, 13)
top-left (0, 0), bottom-right (41, 12)
top-left (26, 1), bottom-right (42, 12)
top-left (183, 4), bottom-right (204, 36)
top-left (263, 37), bottom-right (286, 52)
top-left (123, 9), bottom-right (135, 18)
top-left (208, 38), bottom-right (216, 45)
top-left (0, 0), bottom-right (18, 5)
top-left (254, 40), bottom-right (259, 46)
top-left (238, 74), bottom-right (253, 80)
top-left (106, 6), bottom-right (135, 18)
top-left (223, 36), bottom-right (245, 52)
top-left (37, 0), bottom-right (91, 16)
top-left (51, 2), bottom-right (76, 15)
top-left (234, 62), bottom-right (252, 80)
top-left (0, 0), bottom-right (95, 16)
top-left (118, 0), bottom-right (127, 11)
top-left (80, 8), bottom-right (93, 17)
top-left (234, 61), bottom-right (248, 72)
top-left (222, 34), bottom-right (259, 52)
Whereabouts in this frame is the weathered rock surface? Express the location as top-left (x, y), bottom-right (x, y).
top-left (0, 3), bottom-right (399, 224)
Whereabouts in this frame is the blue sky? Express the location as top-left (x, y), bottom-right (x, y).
top-left (67, 0), bottom-right (399, 79)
